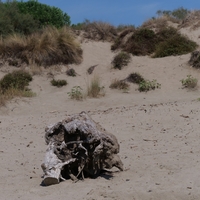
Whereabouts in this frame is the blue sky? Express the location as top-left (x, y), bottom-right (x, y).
top-left (35, 1), bottom-right (200, 26)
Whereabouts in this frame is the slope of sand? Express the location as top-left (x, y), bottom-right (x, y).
top-left (1, 27), bottom-right (200, 200)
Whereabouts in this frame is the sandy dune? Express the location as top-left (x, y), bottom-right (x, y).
top-left (1, 26), bottom-right (200, 200)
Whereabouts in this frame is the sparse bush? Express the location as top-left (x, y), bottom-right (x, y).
top-left (87, 76), bottom-right (105, 98)
top-left (82, 20), bottom-right (117, 41)
top-left (125, 73), bottom-right (145, 84)
top-left (109, 79), bottom-right (130, 90)
top-left (0, 70), bottom-right (32, 94)
top-left (66, 68), bottom-right (76, 77)
top-left (156, 7), bottom-right (190, 21)
top-left (51, 79), bottom-right (67, 87)
top-left (112, 52), bottom-right (131, 70)
top-left (67, 86), bottom-right (83, 100)
top-left (181, 75), bottom-right (198, 88)
top-left (138, 80), bottom-right (161, 92)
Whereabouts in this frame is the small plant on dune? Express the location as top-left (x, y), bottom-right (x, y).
top-left (109, 79), bottom-right (130, 90)
top-left (67, 86), bottom-right (83, 100)
top-left (181, 75), bottom-right (198, 89)
top-left (66, 68), bottom-right (76, 77)
top-left (125, 72), bottom-right (145, 84)
top-left (87, 75), bottom-right (105, 98)
top-left (111, 52), bottom-right (131, 70)
top-left (51, 79), bottom-right (67, 87)
top-left (138, 80), bottom-right (161, 92)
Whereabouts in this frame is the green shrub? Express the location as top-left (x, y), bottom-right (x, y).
top-left (153, 34), bottom-right (198, 57)
top-left (109, 79), bottom-right (130, 90)
top-left (111, 26), bottom-right (197, 57)
top-left (51, 79), bottom-right (67, 87)
top-left (0, 70), bottom-right (32, 94)
top-left (68, 86), bottom-right (83, 100)
top-left (123, 28), bottom-right (157, 55)
top-left (16, 0), bottom-right (71, 28)
top-left (138, 80), bottom-right (161, 92)
top-left (181, 75), bottom-right (198, 88)
top-left (0, 1), bottom-right (38, 36)
top-left (112, 52), bottom-right (131, 70)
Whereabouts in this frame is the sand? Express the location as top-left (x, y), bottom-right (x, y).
top-left (1, 26), bottom-right (200, 200)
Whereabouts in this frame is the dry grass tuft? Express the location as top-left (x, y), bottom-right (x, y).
top-left (0, 26), bottom-right (82, 67)
top-left (179, 10), bottom-right (200, 30)
top-left (82, 21), bottom-right (118, 42)
top-left (87, 75), bottom-right (105, 98)
top-left (141, 16), bottom-right (179, 32)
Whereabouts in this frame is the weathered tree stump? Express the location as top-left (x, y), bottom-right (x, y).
top-left (41, 111), bottom-right (123, 186)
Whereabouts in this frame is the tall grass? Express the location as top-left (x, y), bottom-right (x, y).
top-left (87, 75), bottom-right (105, 98)
top-left (0, 26), bottom-right (82, 66)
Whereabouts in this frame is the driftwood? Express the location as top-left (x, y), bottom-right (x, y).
top-left (41, 111), bottom-right (123, 186)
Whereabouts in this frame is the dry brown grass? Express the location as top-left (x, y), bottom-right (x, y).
top-left (0, 26), bottom-right (82, 67)
top-left (87, 75), bottom-right (105, 98)
top-left (82, 21), bottom-right (118, 42)
top-left (141, 16), bottom-right (180, 32)
top-left (179, 10), bottom-right (200, 30)
top-left (0, 87), bottom-right (35, 106)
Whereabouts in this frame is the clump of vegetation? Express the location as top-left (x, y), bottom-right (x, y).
top-left (0, 70), bottom-right (34, 106)
top-left (156, 7), bottom-right (190, 21)
top-left (73, 20), bottom-right (117, 42)
top-left (111, 52), bottom-right (131, 70)
top-left (109, 79), bottom-right (130, 90)
top-left (181, 75), bottom-right (198, 89)
top-left (0, 70), bottom-right (32, 93)
top-left (0, 1), bottom-right (71, 37)
top-left (51, 79), bottom-right (67, 87)
top-left (66, 68), bottom-right (76, 77)
top-left (0, 26), bottom-right (83, 66)
top-left (153, 34), bottom-right (198, 57)
top-left (87, 76), bottom-right (105, 98)
top-left (125, 73), bottom-right (145, 84)
top-left (138, 80), bottom-right (161, 92)
top-left (111, 26), bottom-right (198, 57)
top-left (67, 86), bottom-right (83, 100)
